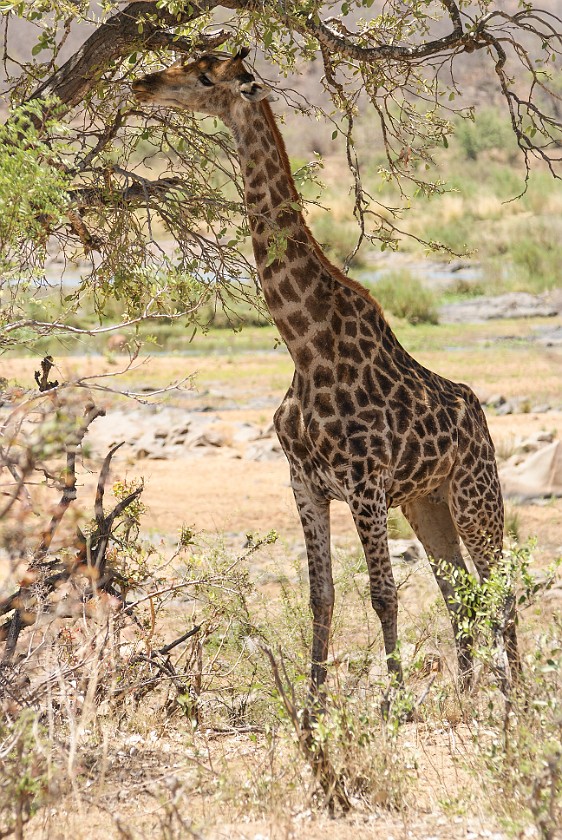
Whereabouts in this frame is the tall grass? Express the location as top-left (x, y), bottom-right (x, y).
top-left (371, 270), bottom-right (439, 325)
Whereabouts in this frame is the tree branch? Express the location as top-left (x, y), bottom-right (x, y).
top-left (27, 1), bottom-right (220, 117)
top-left (297, 0), bottom-right (467, 63)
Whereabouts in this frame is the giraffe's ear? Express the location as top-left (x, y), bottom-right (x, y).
top-left (235, 47), bottom-right (251, 60)
top-left (239, 80), bottom-right (273, 102)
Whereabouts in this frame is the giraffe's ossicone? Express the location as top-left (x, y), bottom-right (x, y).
top-left (133, 50), bottom-right (520, 695)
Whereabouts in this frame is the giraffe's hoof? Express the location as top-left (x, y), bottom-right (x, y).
top-left (457, 669), bottom-right (474, 694)
top-left (304, 690), bottom-right (327, 727)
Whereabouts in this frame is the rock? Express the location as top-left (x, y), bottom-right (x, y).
top-left (518, 431), bottom-right (555, 453)
top-left (168, 424), bottom-right (191, 445)
top-left (485, 396), bottom-right (555, 416)
top-left (134, 430), bottom-right (167, 459)
top-left (500, 439), bottom-right (562, 499)
top-left (486, 394), bottom-right (507, 409)
top-left (187, 432), bottom-right (225, 449)
top-left (494, 401), bottom-right (515, 416)
top-left (535, 325), bottom-right (562, 346)
top-left (244, 439), bottom-right (284, 461)
top-left (232, 422), bottom-right (261, 443)
top-left (259, 422), bottom-right (276, 437)
top-left (197, 445), bottom-right (240, 459)
top-left (544, 581), bottom-right (562, 602)
top-left (530, 404), bottom-right (552, 414)
top-left (388, 539), bottom-right (425, 564)
top-left (439, 292), bottom-right (558, 324)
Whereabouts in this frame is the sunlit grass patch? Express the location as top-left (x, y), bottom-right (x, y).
top-left (370, 270), bottom-right (439, 325)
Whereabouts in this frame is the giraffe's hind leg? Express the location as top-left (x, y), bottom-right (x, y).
top-left (402, 495), bottom-right (475, 689)
top-left (449, 467), bottom-right (521, 685)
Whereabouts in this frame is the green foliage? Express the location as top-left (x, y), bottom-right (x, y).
top-left (372, 270), bottom-right (439, 325)
top-left (509, 225), bottom-right (561, 292)
top-left (436, 544), bottom-right (562, 834)
top-left (297, 694), bottom-right (415, 811)
top-left (480, 219), bottom-right (562, 296)
top-left (444, 543), bottom-right (549, 651)
top-left (0, 99), bottom-right (70, 279)
top-left (422, 216), bottom-right (473, 255)
top-left (310, 211), bottom-right (369, 269)
top-left (454, 109), bottom-right (518, 161)
top-left (0, 712), bottom-right (48, 837)
top-left (505, 505), bottom-right (521, 542)
top-left (387, 509), bottom-right (414, 539)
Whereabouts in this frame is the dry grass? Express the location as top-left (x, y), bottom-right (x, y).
top-left (2, 533), bottom-right (560, 840)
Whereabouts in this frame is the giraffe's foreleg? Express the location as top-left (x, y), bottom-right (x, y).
top-left (291, 476), bottom-right (334, 698)
top-left (348, 478), bottom-right (403, 686)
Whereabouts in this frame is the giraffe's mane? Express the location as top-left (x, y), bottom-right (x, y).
top-left (260, 100), bottom-right (385, 317)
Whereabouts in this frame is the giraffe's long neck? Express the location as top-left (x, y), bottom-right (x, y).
top-left (227, 100), bottom-right (333, 365)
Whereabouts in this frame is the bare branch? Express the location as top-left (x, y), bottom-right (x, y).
top-left (36, 400), bottom-right (106, 561)
top-left (298, 1), bottom-right (466, 63)
top-left (261, 644), bottom-right (351, 814)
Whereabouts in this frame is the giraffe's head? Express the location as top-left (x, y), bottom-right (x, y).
top-left (132, 48), bottom-right (272, 119)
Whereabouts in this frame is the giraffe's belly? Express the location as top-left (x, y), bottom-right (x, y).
top-left (384, 451), bottom-right (457, 507)
top-left (300, 448), bottom-right (456, 509)
top-left (274, 390), bottom-right (460, 507)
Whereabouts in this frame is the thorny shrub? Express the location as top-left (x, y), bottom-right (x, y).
top-left (0, 375), bottom-right (277, 833)
top-left (436, 546), bottom-right (562, 838)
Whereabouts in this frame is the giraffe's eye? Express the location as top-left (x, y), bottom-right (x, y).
top-left (198, 74), bottom-right (214, 87)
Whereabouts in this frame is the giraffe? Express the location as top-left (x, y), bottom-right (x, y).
top-left (132, 49), bottom-right (520, 695)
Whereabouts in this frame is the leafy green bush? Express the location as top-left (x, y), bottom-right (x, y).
top-left (510, 227), bottom-right (560, 292)
top-left (0, 99), bottom-right (70, 278)
top-left (454, 109), bottom-right (518, 162)
top-left (443, 544), bottom-right (562, 838)
top-left (388, 509), bottom-right (414, 539)
top-left (372, 270), bottom-right (439, 325)
top-left (422, 216), bottom-right (473, 254)
top-left (481, 218), bottom-right (562, 295)
top-left (311, 212), bottom-right (369, 269)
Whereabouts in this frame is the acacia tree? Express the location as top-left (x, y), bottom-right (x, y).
top-left (1, 0), bottom-right (561, 347)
